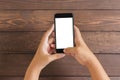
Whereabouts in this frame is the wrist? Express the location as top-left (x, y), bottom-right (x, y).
top-left (29, 62), bottom-right (43, 73)
top-left (30, 59), bottom-right (45, 72)
top-left (85, 54), bottom-right (99, 68)
top-left (32, 53), bottom-right (49, 70)
top-left (24, 62), bottom-right (43, 80)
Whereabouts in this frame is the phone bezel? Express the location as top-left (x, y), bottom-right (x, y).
top-left (54, 13), bottom-right (75, 53)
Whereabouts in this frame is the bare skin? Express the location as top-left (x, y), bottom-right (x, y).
top-left (24, 25), bottom-right (110, 80)
top-left (64, 26), bottom-right (110, 80)
top-left (24, 25), bottom-right (65, 80)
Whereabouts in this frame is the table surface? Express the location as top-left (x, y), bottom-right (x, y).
top-left (0, 0), bottom-right (120, 80)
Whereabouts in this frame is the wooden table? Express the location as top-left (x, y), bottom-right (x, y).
top-left (0, 0), bottom-right (120, 80)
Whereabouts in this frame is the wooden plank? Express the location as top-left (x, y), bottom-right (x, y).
top-left (109, 0), bottom-right (120, 9)
top-left (0, 77), bottom-right (23, 80)
top-left (0, 32), bottom-right (120, 53)
top-left (0, 10), bottom-right (120, 31)
top-left (0, 77), bottom-right (120, 80)
top-left (0, 32), bottom-right (42, 53)
top-left (0, 77), bottom-right (90, 80)
top-left (40, 77), bottom-right (91, 80)
top-left (0, 0), bottom-right (112, 9)
top-left (41, 77), bottom-right (120, 80)
top-left (0, 53), bottom-right (120, 76)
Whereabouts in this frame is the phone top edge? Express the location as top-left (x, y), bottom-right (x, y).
top-left (55, 13), bottom-right (73, 18)
top-left (56, 49), bottom-right (64, 53)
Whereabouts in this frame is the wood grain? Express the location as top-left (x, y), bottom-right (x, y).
top-left (0, 77), bottom-right (90, 80)
top-left (0, 32), bottom-right (120, 53)
top-left (0, 77), bottom-right (91, 80)
top-left (0, 32), bottom-right (42, 53)
top-left (0, 53), bottom-right (120, 76)
top-left (0, 77), bottom-right (120, 80)
top-left (0, 0), bottom-right (112, 9)
top-left (0, 0), bottom-right (120, 80)
top-left (0, 10), bottom-right (120, 31)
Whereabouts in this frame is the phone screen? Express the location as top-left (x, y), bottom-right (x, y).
top-left (55, 17), bottom-right (74, 50)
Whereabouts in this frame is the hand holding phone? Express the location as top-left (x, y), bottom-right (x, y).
top-left (54, 13), bottom-right (74, 53)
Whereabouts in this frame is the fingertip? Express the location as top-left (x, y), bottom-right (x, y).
top-left (63, 49), bottom-right (66, 52)
top-left (50, 44), bottom-right (55, 48)
top-left (50, 24), bottom-right (54, 32)
top-left (52, 24), bottom-right (54, 27)
top-left (51, 24), bottom-right (55, 30)
top-left (52, 24), bottom-right (54, 29)
top-left (74, 25), bottom-right (77, 28)
top-left (74, 26), bottom-right (79, 31)
top-left (52, 31), bottom-right (55, 37)
top-left (47, 24), bottom-right (54, 34)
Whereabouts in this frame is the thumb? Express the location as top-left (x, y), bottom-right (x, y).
top-left (41, 24), bottom-right (54, 43)
top-left (64, 47), bottom-right (75, 54)
top-left (49, 54), bottom-right (65, 61)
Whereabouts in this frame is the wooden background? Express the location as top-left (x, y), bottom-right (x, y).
top-left (0, 0), bottom-right (120, 80)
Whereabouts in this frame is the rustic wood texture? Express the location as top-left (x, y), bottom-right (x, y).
top-left (0, 0), bottom-right (116, 9)
top-left (0, 32), bottom-right (120, 53)
top-left (0, 53), bottom-right (120, 76)
top-left (0, 77), bottom-right (120, 80)
top-left (0, 11), bottom-right (120, 31)
top-left (0, 0), bottom-right (120, 80)
top-left (0, 77), bottom-right (91, 80)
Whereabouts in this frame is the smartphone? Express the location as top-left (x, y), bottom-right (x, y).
top-left (54, 13), bottom-right (74, 53)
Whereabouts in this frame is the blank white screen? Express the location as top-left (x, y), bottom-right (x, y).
top-left (55, 18), bottom-right (74, 49)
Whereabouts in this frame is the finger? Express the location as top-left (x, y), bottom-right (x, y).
top-left (64, 47), bottom-right (77, 57)
top-left (64, 47), bottom-right (75, 54)
top-left (74, 25), bottom-right (81, 35)
top-left (52, 31), bottom-right (55, 37)
top-left (48, 44), bottom-right (55, 54)
top-left (49, 54), bottom-right (65, 61)
top-left (48, 37), bottom-right (55, 44)
top-left (50, 44), bottom-right (55, 48)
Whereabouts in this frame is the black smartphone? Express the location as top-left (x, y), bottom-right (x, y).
top-left (54, 13), bottom-right (74, 53)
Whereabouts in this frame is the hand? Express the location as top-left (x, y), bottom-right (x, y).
top-left (32, 25), bottom-right (65, 70)
top-left (63, 26), bottom-right (110, 80)
top-left (64, 26), bottom-right (95, 66)
top-left (25, 25), bottom-right (110, 80)
top-left (24, 25), bottom-right (65, 80)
